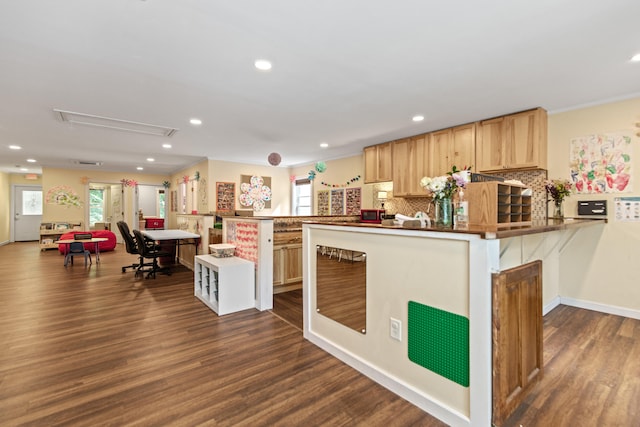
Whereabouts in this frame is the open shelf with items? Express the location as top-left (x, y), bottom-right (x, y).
top-left (466, 182), bottom-right (532, 227)
top-left (39, 221), bottom-right (83, 250)
top-left (194, 255), bottom-right (255, 316)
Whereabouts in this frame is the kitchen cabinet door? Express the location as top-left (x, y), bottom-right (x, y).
top-left (392, 135), bottom-right (430, 197)
top-left (476, 108), bottom-right (547, 172)
top-left (476, 117), bottom-right (505, 172)
top-left (431, 124), bottom-right (475, 176)
top-left (492, 260), bottom-right (543, 426)
top-left (364, 142), bottom-right (393, 183)
top-left (506, 108), bottom-right (547, 170)
top-left (450, 123), bottom-right (475, 172)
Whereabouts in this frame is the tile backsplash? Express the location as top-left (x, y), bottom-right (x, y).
top-left (373, 170), bottom-right (549, 220)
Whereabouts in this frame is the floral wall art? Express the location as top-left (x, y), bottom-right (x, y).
top-left (240, 175), bottom-right (272, 212)
top-left (46, 185), bottom-right (82, 207)
top-left (569, 133), bottom-right (633, 193)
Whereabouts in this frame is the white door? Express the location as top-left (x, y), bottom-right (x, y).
top-left (110, 184), bottom-right (124, 243)
top-left (13, 185), bottom-right (42, 241)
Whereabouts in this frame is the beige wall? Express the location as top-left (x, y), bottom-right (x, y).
top-left (0, 172), bottom-right (9, 244)
top-left (290, 155), bottom-right (375, 214)
top-left (1, 173), bottom-right (43, 244)
top-left (42, 167), bottom-right (168, 229)
top-left (548, 96), bottom-right (640, 314)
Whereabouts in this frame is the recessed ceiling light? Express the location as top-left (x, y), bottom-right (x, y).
top-left (162, 143), bottom-right (172, 149)
top-left (630, 53), bottom-right (640, 62)
top-left (320, 142), bottom-right (329, 148)
top-left (190, 118), bottom-right (202, 125)
top-left (254, 59), bottom-right (272, 71)
top-left (137, 167), bottom-right (144, 171)
top-left (20, 168), bottom-right (28, 172)
top-left (9, 145), bottom-right (21, 150)
top-left (147, 158), bottom-right (155, 162)
top-left (26, 158), bottom-right (36, 163)
top-left (412, 115), bottom-right (425, 122)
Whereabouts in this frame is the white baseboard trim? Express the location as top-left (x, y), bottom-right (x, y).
top-left (560, 297), bottom-right (640, 320)
top-left (543, 296), bottom-right (561, 316)
top-left (0, 240), bottom-right (9, 247)
top-left (304, 330), bottom-right (470, 427)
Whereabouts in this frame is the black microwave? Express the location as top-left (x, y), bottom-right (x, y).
top-left (360, 209), bottom-right (385, 224)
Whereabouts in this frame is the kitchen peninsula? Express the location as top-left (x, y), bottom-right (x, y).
top-left (302, 218), bottom-right (605, 427)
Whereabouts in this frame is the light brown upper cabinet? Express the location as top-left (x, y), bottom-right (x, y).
top-left (364, 142), bottom-right (393, 183)
top-left (391, 135), bottom-right (431, 197)
top-left (430, 123), bottom-right (476, 176)
top-left (476, 108), bottom-right (547, 172)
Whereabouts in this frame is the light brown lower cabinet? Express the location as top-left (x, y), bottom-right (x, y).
top-left (492, 260), bottom-right (543, 426)
top-left (273, 243), bottom-right (303, 293)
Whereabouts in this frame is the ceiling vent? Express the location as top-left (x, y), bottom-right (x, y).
top-left (73, 160), bottom-right (104, 166)
top-left (54, 109), bottom-right (179, 137)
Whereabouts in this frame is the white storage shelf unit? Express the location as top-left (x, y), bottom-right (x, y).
top-left (194, 255), bottom-right (255, 316)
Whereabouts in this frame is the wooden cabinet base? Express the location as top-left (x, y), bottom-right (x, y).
top-left (492, 260), bottom-right (543, 426)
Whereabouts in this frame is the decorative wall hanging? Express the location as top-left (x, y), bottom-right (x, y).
top-left (570, 133), bottom-right (633, 193)
top-left (308, 170), bottom-right (316, 180)
top-left (162, 180), bottom-right (171, 189)
top-left (317, 190), bottom-right (330, 215)
top-left (170, 190), bottom-right (177, 212)
top-left (315, 161), bottom-right (327, 173)
top-left (320, 174), bottom-right (361, 188)
top-left (268, 152), bottom-right (282, 166)
top-left (345, 187), bottom-right (362, 215)
top-left (240, 175), bottom-right (272, 211)
top-left (330, 189), bottom-right (344, 215)
top-left (216, 182), bottom-right (235, 212)
top-left (46, 185), bottom-right (82, 207)
top-left (198, 178), bottom-right (208, 212)
top-left (80, 176), bottom-right (90, 185)
top-left (194, 171), bottom-right (200, 181)
top-left (120, 178), bottom-right (138, 187)
top-left (225, 221), bottom-right (259, 266)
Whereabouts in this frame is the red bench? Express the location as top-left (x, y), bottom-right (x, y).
top-left (58, 230), bottom-right (117, 254)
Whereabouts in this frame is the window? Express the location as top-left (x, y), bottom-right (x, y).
top-left (157, 189), bottom-right (166, 218)
top-left (22, 190), bottom-right (42, 215)
top-left (293, 178), bottom-right (312, 215)
top-left (89, 188), bottom-right (105, 225)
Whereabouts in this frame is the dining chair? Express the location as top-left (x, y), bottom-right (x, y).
top-left (64, 241), bottom-right (92, 266)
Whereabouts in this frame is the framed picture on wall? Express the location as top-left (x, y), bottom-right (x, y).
top-left (330, 189), bottom-right (344, 215)
top-left (345, 187), bottom-right (361, 215)
top-left (216, 182), bottom-right (235, 212)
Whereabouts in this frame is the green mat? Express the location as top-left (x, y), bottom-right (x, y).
top-left (407, 300), bottom-right (469, 387)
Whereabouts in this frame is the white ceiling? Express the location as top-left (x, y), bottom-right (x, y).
top-left (1, 1), bottom-right (640, 175)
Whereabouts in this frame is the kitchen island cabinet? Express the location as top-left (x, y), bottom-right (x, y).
top-left (302, 218), bottom-right (604, 427)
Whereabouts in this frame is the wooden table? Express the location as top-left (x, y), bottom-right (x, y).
top-left (57, 238), bottom-right (108, 265)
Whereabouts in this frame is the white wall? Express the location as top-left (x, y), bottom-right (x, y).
top-left (138, 184), bottom-right (159, 217)
top-left (548, 96), bottom-right (640, 317)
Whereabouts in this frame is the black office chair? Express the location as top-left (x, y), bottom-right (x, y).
top-left (117, 221), bottom-right (144, 273)
top-left (64, 241), bottom-right (92, 266)
top-left (132, 229), bottom-right (172, 279)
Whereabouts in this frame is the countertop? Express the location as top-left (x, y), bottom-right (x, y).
top-left (303, 217), bottom-right (607, 240)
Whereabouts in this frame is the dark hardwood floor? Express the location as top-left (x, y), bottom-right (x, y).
top-left (2, 242), bottom-right (639, 426)
top-left (272, 282), bottom-right (640, 426)
top-left (0, 242), bottom-right (444, 427)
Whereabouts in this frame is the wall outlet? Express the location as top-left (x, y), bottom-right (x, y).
top-left (390, 318), bottom-right (402, 341)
